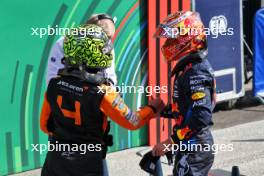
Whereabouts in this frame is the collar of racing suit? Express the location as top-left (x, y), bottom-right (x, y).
top-left (58, 67), bottom-right (112, 85)
top-left (170, 48), bottom-right (208, 78)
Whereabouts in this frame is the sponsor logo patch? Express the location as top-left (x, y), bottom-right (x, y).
top-left (57, 81), bottom-right (83, 92)
top-left (191, 92), bottom-right (206, 100)
top-left (192, 99), bottom-right (207, 107)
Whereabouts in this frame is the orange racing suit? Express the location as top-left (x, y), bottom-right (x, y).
top-left (40, 72), bottom-right (155, 176)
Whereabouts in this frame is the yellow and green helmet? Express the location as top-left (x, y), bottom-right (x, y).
top-left (63, 24), bottom-right (113, 69)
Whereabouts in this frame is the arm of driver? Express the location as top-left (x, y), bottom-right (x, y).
top-left (99, 85), bottom-right (154, 130)
top-left (40, 93), bottom-right (52, 135)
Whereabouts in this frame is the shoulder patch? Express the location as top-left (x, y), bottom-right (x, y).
top-left (191, 92), bottom-right (206, 100)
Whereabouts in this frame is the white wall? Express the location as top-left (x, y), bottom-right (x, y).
top-left (262, 0), bottom-right (264, 7)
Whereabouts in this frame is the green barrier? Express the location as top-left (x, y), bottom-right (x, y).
top-left (0, 0), bottom-right (148, 174)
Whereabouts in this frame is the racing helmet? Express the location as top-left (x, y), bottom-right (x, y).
top-left (63, 24), bottom-right (113, 70)
top-left (154, 11), bottom-right (207, 63)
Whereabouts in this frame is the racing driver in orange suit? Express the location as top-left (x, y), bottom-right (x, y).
top-left (40, 24), bottom-right (165, 176)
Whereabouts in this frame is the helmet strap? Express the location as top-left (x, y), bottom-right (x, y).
top-left (102, 39), bottom-right (113, 54)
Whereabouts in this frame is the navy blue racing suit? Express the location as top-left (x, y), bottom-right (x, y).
top-left (169, 55), bottom-right (215, 176)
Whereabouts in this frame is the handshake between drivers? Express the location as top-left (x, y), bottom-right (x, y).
top-left (148, 97), bottom-right (177, 119)
top-left (148, 97), bottom-right (166, 116)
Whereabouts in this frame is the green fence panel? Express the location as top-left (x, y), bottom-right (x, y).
top-left (0, 0), bottom-right (148, 174)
